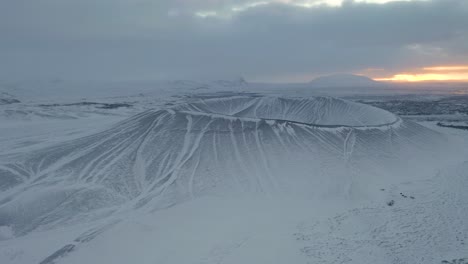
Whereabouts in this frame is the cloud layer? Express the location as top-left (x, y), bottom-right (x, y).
top-left (1, 0), bottom-right (467, 81)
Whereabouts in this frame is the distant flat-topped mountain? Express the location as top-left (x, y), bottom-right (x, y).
top-left (309, 74), bottom-right (382, 88)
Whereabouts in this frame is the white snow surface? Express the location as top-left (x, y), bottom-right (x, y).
top-left (0, 81), bottom-right (467, 264)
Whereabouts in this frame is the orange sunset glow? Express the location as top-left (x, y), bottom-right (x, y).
top-left (423, 66), bottom-right (468, 71)
top-left (374, 65), bottom-right (468, 82)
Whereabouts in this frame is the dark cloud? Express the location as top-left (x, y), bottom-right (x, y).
top-left (0, 0), bottom-right (467, 81)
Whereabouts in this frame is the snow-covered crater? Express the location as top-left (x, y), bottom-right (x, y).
top-left (175, 96), bottom-right (398, 128)
top-left (0, 95), bottom-right (447, 237)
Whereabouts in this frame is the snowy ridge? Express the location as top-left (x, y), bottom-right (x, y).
top-left (0, 96), bottom-right (451, 237)
top-left (176, 96), bottom-right (399, 128)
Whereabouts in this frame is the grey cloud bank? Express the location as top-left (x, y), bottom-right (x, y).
top-left (0, 0), bottom-right (467, 82)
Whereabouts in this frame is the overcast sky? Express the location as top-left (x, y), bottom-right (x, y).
top-left (1, 0), bottom-right (467, 82)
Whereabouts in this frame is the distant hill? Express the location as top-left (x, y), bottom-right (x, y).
top-left (0, 92), bottom-right (20, 105)
top-left (309, 74), bottom-right (382, 88)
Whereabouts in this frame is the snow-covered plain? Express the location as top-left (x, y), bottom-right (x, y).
top-left (0, 79), bottom-right (467, 264)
